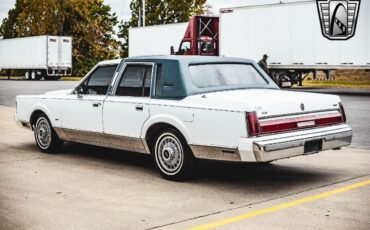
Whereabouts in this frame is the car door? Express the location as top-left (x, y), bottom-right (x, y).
top-left (103, 63), bottom-right (153, 152)
top-left (60, 64), bottom-right (118, 141)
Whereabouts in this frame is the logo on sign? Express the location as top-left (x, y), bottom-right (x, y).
top-left (316, 0), bottom-right (361, 40)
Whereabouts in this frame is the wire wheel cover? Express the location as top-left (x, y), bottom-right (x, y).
top-left (36, 118), bottom-right (51, 148)
top-left (156, 133), bottom-right (184, 175)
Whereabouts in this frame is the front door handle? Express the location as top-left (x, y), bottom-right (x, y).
top-left (135, 105), bottom-right (143, 111)
top-left (92, 102), bottom-right (101, 107)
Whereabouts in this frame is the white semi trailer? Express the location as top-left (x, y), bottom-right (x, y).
top-left (129, 0), bottom-right (370, 86)
top-left (219, 0), bottom-right (370, 86)
top-left (129, 23), bottom-right (188, 57)
top-left (0, 35), bottom-right (72, 80)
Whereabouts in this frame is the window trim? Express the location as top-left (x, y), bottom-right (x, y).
top-left (112, 62), bottom-right (155, 97)
top-left (85, 65), bottom-right (119, 94)
top-left (154, 63), bottom-right (162, 97)
top-left (74, 63), bottom-right (119, 95)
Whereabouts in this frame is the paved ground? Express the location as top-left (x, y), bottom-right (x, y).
top-left (0, 105), bottom-right (369, 229)
top-left (1, 81), bottom-right (370, 229)
top-left (0, 80), bottom-right (76, 107)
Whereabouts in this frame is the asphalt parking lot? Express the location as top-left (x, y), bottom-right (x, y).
top-left (0, 80), bottom-right (370, 229)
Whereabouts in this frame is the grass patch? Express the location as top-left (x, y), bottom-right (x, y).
top-left (299, 80), bottom-right (370, 89)
top-left (0, 76), bottom-right (81, 81)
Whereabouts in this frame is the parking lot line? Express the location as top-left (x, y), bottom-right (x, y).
top-left (189, 179), bottom-right (370, 230)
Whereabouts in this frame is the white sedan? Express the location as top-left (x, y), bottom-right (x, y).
top-left (15, 56), bottom-right (352, 181)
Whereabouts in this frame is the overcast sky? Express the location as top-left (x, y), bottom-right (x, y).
top-left (0, 0), bottom-right (309, 23)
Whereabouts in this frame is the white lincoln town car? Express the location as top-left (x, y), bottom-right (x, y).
top-left (15, 56), bottom-right (352, 181)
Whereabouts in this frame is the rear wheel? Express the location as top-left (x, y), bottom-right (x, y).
top-left (153, 129), bottom-right (196, 181)
top-left (34, 115), bottom-right (63, 153)
top-left (31, 71), bottom-right (38, 80)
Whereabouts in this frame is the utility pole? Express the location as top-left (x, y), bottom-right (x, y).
top-left (142, 0), bottom-right (145, 27)
top-left (59, 0), bottom-right (64, 36)
top-left (138, 7), bottom-right (142, 27)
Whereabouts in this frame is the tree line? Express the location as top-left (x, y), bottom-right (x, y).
top-left (0, 0), bottom-right (206, 76)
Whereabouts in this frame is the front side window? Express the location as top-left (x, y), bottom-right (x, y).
top-left (189, 64), bottom-right (268, 89)
top-left (116, 64), bottom-right (152, 97)
top-left (83, 65), bottom-right (118, 95)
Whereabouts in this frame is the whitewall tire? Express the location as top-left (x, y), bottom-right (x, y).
top-left (153, 128), bottom-right (195, 181)
top-left (34, 115), bottom-right (63, 153)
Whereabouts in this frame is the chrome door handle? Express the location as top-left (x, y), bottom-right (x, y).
top-left (135, 105), bottom-right (143, 111)
top-left (92, 102), bottom-right (101, 107)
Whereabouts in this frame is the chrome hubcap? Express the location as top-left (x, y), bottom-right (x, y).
top-left (36, 118), bottom-right (51, 148)
top-left (156, 134), bottom-right (183, 175)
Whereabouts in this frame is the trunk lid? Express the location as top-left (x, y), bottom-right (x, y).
top-left (200, 89), bottom-right (341, 117)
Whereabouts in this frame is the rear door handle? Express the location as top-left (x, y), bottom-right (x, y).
top-left (135, 105), bottom-right (143, 111)
top-left (92, 102), bottom-right (101, 107)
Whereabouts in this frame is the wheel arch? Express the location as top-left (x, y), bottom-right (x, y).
top-left (29, 104), bottom-right (53, 129)
top-left (142, 115), bottom-right (192, 150)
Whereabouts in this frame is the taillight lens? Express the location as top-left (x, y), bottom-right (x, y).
top-left (246, 112), bottom-right (261, 137)
top-left (339, 102), bottom-right (346, 123)
top-left (246, 110), bottom-right (344, 137)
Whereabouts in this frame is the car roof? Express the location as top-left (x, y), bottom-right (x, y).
top-left (126, 55), bottom-right (255, 64)
top-left (96, 56), bottom-right (255, 66)
top-left (98, 59), bottom-right (122, 65)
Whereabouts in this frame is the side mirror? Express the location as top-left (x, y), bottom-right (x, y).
top-left (170, 46), bottom-right (175, 55)
top-left (75, 85), bottom-right (84, 98)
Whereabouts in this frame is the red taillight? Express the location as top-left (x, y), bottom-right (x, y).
top-left (339, 102), bottom-right (347, 123)
top-left (246, 110), bottom-right (344, 136)
top-left (246, 112), bottom-right (261, 136)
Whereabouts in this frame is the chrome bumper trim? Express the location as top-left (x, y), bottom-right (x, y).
top-left (253, 127), bottom-right (352, 162)
top-left (54, 128), bottom-right (150, 154)
top-left (190, 145), bottom-right (241, 161)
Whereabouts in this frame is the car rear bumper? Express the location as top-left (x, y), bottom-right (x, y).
top-left (251, 125), bottom-right (352, 162)
top-left (191, 124), bottom-right (352, 163)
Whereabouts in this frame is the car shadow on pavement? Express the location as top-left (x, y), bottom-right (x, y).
top-left (58, 142), bottom-right (333, 192)
top-left (194, 159), bottom-right (332, 188)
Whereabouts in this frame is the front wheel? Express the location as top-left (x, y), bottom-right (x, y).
top-left (153, 129), bottom-right (196, 181)
top-left (34, 115), bottom-right (63, 153)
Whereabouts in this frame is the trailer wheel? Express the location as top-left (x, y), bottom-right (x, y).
top-left (31, 71), bottom-right (38, 80)
top-left (25, 71), bottom-right (30, 80)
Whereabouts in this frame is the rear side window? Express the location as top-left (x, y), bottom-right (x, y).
top-left (84, 65), bottom-right (118, 95)
top-left (116, 65), bottom-right (152, 97)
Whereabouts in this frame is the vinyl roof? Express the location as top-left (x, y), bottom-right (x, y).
top-left (126, 55), bottom-right (255, 64)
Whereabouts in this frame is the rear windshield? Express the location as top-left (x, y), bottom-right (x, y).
top-left (189, 64), bottom-right (268, 89)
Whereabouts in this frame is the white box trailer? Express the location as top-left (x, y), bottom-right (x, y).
top-left (128, 1), bottom-right (370, 86)
top-left (129, 23), bottom-right (188, 57)
top-left (0, 35), bottom-right (72, 80)
top-left (219, 0), bottom-right (370, 85)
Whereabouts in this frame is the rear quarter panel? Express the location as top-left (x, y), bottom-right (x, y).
top-left (145, 99), bottom-right (247, 148)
